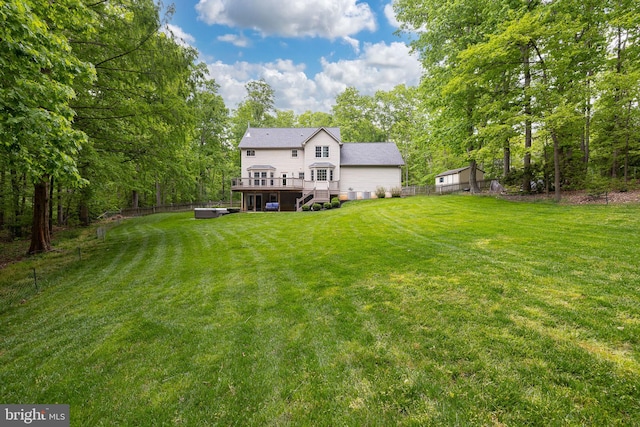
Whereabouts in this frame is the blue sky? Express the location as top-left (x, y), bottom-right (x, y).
top-left (164, 0), bottom-right (423, 114)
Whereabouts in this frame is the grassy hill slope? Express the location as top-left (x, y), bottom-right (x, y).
top-left (1, 196), bottom-right (639, 425)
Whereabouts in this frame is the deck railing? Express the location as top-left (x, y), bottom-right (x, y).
top-left (231, 178), bottom-right (339, 192)
top-left (231, 177), bottom-right (304, 190)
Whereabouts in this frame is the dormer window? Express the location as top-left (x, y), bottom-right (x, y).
top-left (246, 150), bottom-right (255, 157)
top-left (315, 146), bottom-right (329, 158)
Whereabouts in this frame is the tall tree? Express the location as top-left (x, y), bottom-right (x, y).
top-left (230, 79), bottom-right (276, 144)
top-left (592, 0), bottom-right (640, 184)
top-left (395, 0), bottom-right (622, 198)
top-left (332, 87), bottom-right (385, 142)
top-left (0, 0), bottom-right (96, 253)
top-left (296, 111), bottom-right (334, 128)
top-left (395, 0), bottom-right (504, 193)
top-left (245, 79), bottom-right (275, 124)
top-left (373, 85), bottom-right (421, 185)
top-left (71, 0), bottom-right (199, 216)
top-left (190, 78), bottom-right (231, 201)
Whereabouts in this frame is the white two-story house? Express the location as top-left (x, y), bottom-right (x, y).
top-left (231, 127), bottom-right (405, 211)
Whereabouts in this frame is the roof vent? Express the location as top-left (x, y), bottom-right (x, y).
top-left (246, 131), bottom-right (251, 137)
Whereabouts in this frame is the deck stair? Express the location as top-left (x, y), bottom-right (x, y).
top-left (296, 189), bottom-right (331, 211)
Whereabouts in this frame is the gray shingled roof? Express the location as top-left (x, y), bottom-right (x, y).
top-left (435, 166), bottom-right (484, 177)
top-left (340, 143), bottom-right (405, 166)
top-left (238, 127), bottom-right (341, 148)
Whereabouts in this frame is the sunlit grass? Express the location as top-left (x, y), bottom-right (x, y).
top-left (1, 196), bottom-right (639, 425)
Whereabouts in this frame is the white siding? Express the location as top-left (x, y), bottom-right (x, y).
top-left (435, 173), bottom-right (459, 187)
top-left (339, 166), bottom-right (402, 197)
top-left (303, 132), bottom-right (342, 180)
top-left (241, 148), bottom-right (305, 178)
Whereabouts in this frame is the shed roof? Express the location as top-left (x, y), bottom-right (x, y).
top-left (435, 166), bottom-right (484, 177)
top-left (340, 143), bottom-right (405, 166)
top-left (238, 127), bottom-right (341, 149)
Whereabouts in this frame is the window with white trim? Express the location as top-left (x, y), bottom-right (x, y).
top-left (315, 146), bottom-right (329, 158)
top-left (316, 169), bottom-right (327, 181)
top-left (291, 149), bottom-right (298, 158)
top-left (246, 150), bottom-right (255, 157)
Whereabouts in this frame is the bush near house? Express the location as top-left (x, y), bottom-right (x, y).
top-left (331, 197), bottom-right (340, 208)
top-left (375, 186), bottom-right (386, 198)
top-left (312, 203), bottom-right (322, 211)
top-left (324, 202), bottom-right (332, 209)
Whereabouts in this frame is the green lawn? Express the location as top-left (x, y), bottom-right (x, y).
top-left (1, 196), bottom-right (639, 425)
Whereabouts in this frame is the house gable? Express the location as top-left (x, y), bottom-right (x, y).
top-left (300, 127), bottom-right (342, 147)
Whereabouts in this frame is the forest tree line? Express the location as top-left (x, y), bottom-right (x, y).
top-left (1, 0), bottom-right (639, 253)
top-left (394, 0), bottom-right (640, 198)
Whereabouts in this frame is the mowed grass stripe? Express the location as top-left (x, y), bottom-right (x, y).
top-left (0, 196), bottom-right (639, 425)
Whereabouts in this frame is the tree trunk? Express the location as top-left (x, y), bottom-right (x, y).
top-left (469, 159), bottom-right (480, 193)
top-left (624, 135), bottom-right (629, 183)
top-left (57, 182), bottom-right (64, 226)
top-left (132, 190), bottom-right (139, 208)
top-left (582, 80), bottom-right (591, 168)
top-left (79, 202), bottom-right (90, 226)
top-left (503, 140), bottom-right (511, 177)
top-left (48, 175), bottom-right (54, 235)
top-left (552, 132), bottom-right (561, 202)
top-left (10, 169), bottom-right (25, 238)
top-left (155, 181), bottom-right (162, 206)
top-left (28, 178), bottom-right (51, 254)
top-left (624, 100), bottom-right (632, 183)
top-left (0, 168), bottom-right (5, 229)
top-left (522, 44), bottom-right (533, 193)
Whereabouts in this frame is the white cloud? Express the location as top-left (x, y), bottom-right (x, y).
top-left (384, 2), bottom-right (400, 28)
top-left (205, 41), bottom-right (422, 114)
top-left (217, 33), bottom-right (250, 47)
top-left (195, 0), bottom-right (376, 39)
top-left (162, 24), bottom-right (196, 48)
top-left (316, 41), bottom-right (422, 96)
top-left (342, 36), bottom-right (360, 54)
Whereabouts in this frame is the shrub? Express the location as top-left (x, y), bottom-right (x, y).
top-left (390, 187), bottom-right (402, 198)
top-left (323, 202), bottom-right (332, 209)
top-left (586, 173), bottom-right (610, 196)
top-left (375, 186), bottom-right (386, 198)
top-left (331, 197), bottom-right (340, 208)
top-left (312, 203), bottom-right (322, 211)
top-left (301, 204), bottom-right (311, 211)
